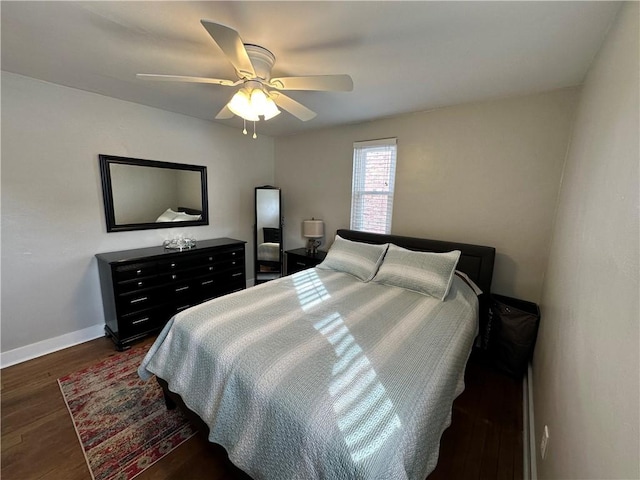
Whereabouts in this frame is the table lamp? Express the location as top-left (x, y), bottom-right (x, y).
top-left (302, 218), bottom-right (324, 255)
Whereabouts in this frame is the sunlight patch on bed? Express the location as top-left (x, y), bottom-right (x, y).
top-left (292, 269), bottom-right (331, 310)
top-left (313, 312), bottom-right (402, 465)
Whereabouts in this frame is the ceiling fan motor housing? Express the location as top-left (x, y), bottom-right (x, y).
top-left (243, 44), bottom-right (275, 81)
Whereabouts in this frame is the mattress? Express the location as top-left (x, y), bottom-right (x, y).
top-left (139, 268), bottom-right (479, 480)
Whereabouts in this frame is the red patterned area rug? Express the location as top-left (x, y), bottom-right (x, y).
top-left (58, 345), bottom-right (197, 480)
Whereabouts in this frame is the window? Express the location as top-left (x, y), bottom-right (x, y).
top-left (350, 138), bottom-right (397, 234)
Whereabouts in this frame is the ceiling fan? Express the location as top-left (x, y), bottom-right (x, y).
top-left (137, 20), bottom-right (353, 131)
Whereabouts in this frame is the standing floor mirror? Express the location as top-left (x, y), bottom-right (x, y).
top-left (255, 186), bottom-right (283, 284)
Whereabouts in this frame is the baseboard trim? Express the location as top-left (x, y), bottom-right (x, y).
top-left (0, 324), bottom-right (105, 369)
top-left (2, 282), bottom-right (258, 369)
top-left (523, 362), bottom-right (537, 479)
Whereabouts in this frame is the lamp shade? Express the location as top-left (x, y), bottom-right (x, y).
top-left (302, 219), bottom-right (324, 238)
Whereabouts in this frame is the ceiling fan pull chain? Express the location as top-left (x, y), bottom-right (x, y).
top-left (242, 118), bottom-right (247, 135)
top-left (253, 121), bottom-right (257, 139)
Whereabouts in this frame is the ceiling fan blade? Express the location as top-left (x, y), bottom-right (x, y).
top-left (270, 92), bottom-right (317, 121)
top-left (200, 20), bottom-right (255, 78)
top-left (136, 74), bottom-right (237, 86)
top-left (269, 75), bottom-right (353, 92)
top-left (215, 104), bottom-right (235, 120)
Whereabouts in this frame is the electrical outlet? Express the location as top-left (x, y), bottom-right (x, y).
top-left (540, 425), bottom-right (550, 460)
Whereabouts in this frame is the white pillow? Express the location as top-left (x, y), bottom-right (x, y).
top-left (156, 208), bottom-right (179, 222)
top-left (372, 244), bottom-right (461, 300)
top-left (171, 211), bottom-right (201, 221)
top-left (317, 235), bottom-right (388, 281)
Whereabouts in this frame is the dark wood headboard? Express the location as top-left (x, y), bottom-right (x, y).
top-left (336, 229), bottom-right (496, 295)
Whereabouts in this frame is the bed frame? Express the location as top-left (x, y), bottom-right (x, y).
top-left (336, 229), bottom-right (495, 295)
top-left (157, 229), bottom-right (496, 468)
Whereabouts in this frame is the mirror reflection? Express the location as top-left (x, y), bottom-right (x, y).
top-left (255, 187), bottom-right (282, 284)
top-left (110, 163), bottom-right (203, 224)
top-left (99, 154), bottom-right (208, 232)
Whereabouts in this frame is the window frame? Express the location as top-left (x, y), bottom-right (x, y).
top-left (349, 138), bottom-right (397, 235)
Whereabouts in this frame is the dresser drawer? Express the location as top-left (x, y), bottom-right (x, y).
top-left (116, 289), bottom-right (158, 315)
top-left (216, 246), bottom-right (244, 261)
top-left (165, 279), bottom-right (196, 304)
top-left (226, 267), bottom-right (245, 282)
top-left (158, 255), bottom-right (201, 273)
top-left (216, 257), bottom-right (244, 272)
top-left (115, 276), bottom-right (159, 294)
top-left (196, 274), bottom-right (245, 302)
top-left (113, 262), bottom-right (158, 282)
top-left (119, 308), bottom-right (164, 338)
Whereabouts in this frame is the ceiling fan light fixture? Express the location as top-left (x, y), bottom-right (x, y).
top-left (139, 20), bottom-right (353, 132)
top-left (228, 88), bottom-right (259, 121)
top-left (263, 96), bottom-right (281, 120)
top-left (227, 86), bottom-right (280, 122)
top-left (250, 88), bottom-right (269, 113)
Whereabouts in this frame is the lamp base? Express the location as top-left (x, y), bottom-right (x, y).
top-left (306, 239), bottom-right (321, 256)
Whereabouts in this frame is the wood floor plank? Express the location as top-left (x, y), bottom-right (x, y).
top-left (496, 426), bottom-right (516, 480)
top-left (1, 337), bottom-right (523, 480)
top-left (478, 421), bottom-right (501, 478)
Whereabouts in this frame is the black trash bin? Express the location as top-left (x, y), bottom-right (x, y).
top-left (485, 294), bottom-right (541, 378)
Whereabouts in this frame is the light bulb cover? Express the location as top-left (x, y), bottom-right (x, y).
top-left (250, 88), bottom-right (269, 115)
top-left (263, 96), bottom-right (281, 120)
top-left (228, 89), bottom-right (259, 121)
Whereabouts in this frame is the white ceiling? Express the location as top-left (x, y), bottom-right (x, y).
top-left (1, 1), bottom-right (620, 137)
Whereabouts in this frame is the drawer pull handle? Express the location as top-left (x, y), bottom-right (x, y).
top-left (201, 280), bottom-right (214, 285)
top-left (136, 269), bottom-right (142, 275)
top-left (137, 282), bottom-right (143, 287)
top-left (209, 266), bottom-right (214, 271)
top-left (232, 261), bottom-right (236, 265)
top-left (170, 263), bottom-right (176, 268)
top-left (175, 286), bottom-right (189, 292)
top-left (296, 262), bottom-right (306, 266)
top-left (208, 256), bottom-right (213, 261)
top-left (232, 252), bottom-right (237, 256)
top-left (132, 317), bottom-right (150, 325)
top-left (232, 272), bottom-right (243, 278)
top-left (131, 297), bottom-right (148, 304)
top-left (172, 274), bottom-right (177, 280)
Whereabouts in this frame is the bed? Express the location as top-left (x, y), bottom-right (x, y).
top-left (139, 229), bottom-right (495, 479)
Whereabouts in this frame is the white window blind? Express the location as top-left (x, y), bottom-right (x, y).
top-left (350, 138), bottom-right (397, 234)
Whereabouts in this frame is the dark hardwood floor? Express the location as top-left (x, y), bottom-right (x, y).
top-left (1, 336), bottom-right (522, 480)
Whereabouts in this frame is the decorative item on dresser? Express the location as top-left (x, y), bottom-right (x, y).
top-left (285, 247), bottom-right (327, 275)
top-left (96, 238), bottom-right (246, 351)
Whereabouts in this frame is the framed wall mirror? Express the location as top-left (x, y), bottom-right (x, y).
top-left (99, 154), bottom-right (208, 232)
top-left (255, 186), bottom-right (282, 284)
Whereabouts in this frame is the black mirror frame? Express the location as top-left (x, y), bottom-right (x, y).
top-left (254, 186), bottom-right (283, 284)
top-left (99, 154), bottom-right (209, 233)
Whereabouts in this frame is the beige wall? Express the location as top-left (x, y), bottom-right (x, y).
top-left (1, 72), bottom-right (275, 353)
top-left (533, 3), bottom-right (639, 479)
top-left (275, 88), bottom-right (579, 301)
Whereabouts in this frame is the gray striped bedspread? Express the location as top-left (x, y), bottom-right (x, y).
top-left (139, 268), bottom-right (479, 480)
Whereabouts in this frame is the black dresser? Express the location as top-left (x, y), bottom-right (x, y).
top-left (96, 238), bottom-right (246, 350)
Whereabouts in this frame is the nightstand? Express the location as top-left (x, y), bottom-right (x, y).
top-left (285, 248), bottom-right (327, 275)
